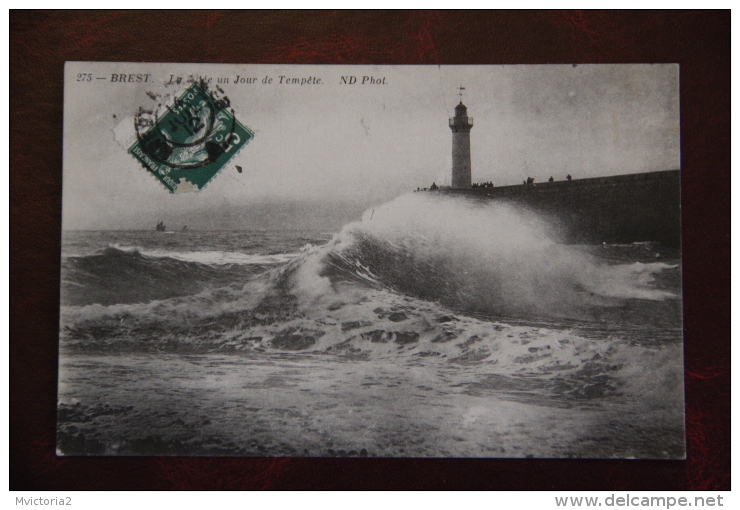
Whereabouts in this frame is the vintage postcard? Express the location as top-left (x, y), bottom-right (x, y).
top-left (59, 62), bottom-right (683, 458)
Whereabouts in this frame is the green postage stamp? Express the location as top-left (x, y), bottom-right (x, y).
top-left (127, 81), bottom-right (253, 193)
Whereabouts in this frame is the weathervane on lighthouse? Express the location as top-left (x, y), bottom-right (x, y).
top-left (449, 87), bottom-right (474, 188)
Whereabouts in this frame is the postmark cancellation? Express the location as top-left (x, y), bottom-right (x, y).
top-left (119, 81), bottom-right (253, 193)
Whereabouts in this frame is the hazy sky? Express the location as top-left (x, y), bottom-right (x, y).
top-left (63, 63), bottom-right (679, 230)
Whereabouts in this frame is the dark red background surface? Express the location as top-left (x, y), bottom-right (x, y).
top-left (10, 11), bottom-right (730, 490)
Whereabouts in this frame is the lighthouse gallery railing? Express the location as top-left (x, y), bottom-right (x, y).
top-left (449, 117), bottom-right (473, 126)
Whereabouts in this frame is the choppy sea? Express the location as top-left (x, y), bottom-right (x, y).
top-left (57, 193), bottom-right (685, 458)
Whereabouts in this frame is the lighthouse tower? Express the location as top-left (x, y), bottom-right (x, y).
top-left (449, 89), bottom-right (474, 188)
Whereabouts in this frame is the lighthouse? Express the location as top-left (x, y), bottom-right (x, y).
top-left (449, 88), bottom-right (474, 188)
